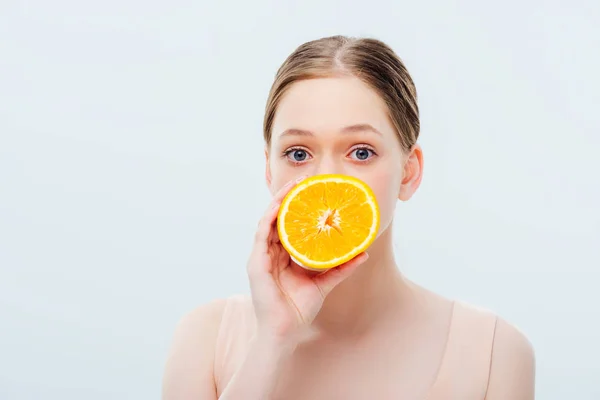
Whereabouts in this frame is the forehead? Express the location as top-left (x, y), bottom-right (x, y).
top-left (271, 76), bottom-right (394, 140)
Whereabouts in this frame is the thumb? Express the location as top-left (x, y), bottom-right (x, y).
top-left (313, 253), bottom-right (369, 297)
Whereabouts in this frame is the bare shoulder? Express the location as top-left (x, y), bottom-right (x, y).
top-left (448, 299), bottom-right (535, 399)
top-left (168, 297), bottom-right (230, 352)
top-left (178, 298), bottom-right (229, 333)
top-left (161, 298), bottom-right (230, 400)
top-left (486, 316), bottom-right (536, 400)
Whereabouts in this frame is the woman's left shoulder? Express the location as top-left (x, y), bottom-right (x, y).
top-left (455, 300), bottom-right (534, 354)
top-left (454, 300), bottom-right (536, 399)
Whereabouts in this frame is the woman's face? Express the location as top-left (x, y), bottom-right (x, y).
top-left (267, 76), bottom-right (422, 236)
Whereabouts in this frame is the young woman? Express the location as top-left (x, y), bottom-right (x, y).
top-left (162, 35), bottom-right (535, 400)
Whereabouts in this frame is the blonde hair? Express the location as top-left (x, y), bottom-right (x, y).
top-left (263, 35), bottom-right (420, 152)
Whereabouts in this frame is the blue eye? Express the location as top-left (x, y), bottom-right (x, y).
top-left (350, 147), bottom-right (374, 161)
top-left (285, 148), bottom-right (310, 163)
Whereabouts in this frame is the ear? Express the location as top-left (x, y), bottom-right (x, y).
top-left (265, 146), bottom-right (273, 192)
top-left (398, 144), bottom-right (424, 201)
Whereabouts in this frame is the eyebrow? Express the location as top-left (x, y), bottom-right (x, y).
top-left (279, 123), bottom-right (383, 137)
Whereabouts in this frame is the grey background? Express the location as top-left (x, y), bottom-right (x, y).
top-left (1, 1), bottom-right (598, 399)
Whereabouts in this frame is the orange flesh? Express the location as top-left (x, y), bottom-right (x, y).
top-left (281, 180), bottom-right (376, 263)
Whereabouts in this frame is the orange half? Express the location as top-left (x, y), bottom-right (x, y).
top-left (277, 174), bottom-right (380, 270)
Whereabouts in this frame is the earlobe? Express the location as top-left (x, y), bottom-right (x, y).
top-left (398, 145), bottom-right (424, 201)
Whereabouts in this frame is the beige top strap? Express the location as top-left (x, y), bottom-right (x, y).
top-left (213, 295), bottom-right (255, 393)
top-left (427, 301), bottom-right (498, 400)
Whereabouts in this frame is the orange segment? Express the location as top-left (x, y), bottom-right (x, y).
top-left (277, 174), bottom-right (380, 270)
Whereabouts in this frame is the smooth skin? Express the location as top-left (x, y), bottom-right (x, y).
top-left (162, 76), bottom-right (535, 399)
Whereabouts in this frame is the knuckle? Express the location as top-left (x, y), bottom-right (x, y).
top-left (268, 201), bottom-right (280, 213)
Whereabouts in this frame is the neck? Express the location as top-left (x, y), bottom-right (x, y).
top-left (313, 227), bottom-right (413, 337)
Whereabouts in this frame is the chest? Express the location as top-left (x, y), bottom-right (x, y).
top-left (270, 337), bottom-right (444, 400)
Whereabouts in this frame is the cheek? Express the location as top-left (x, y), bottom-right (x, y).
top-left (268, 157), bottom-right (298, 193)
top-left (360, 166), bottom-right (402, 232)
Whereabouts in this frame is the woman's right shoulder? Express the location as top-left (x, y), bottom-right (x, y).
top-left (176, 294), bottom-right (253, 334)
top-left (162, 295), bottom-right (254, 398)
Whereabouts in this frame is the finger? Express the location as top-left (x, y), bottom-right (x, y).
top-left (253, 175), bottom-right (308, 250)
top-left (313, 253), bottom-right (369, 297)
top-left (268, 223), bottom-right (280, 244)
